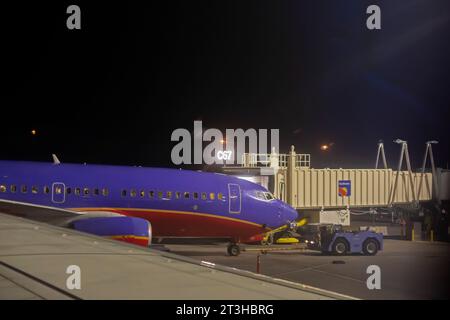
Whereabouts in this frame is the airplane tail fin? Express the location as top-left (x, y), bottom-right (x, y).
top-left (52, 154), bottom-right (61, 165)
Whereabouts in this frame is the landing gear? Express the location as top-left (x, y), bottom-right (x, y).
top-left (260, 233), bottom-right (274, 246)
top-left (227, 244), bottom-right (241, 256)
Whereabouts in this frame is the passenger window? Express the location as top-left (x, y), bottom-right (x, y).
top-left (102, 188), bottom-right (109, 196)
top-left (193, 192), bottom-right (198, 200)
top-left (75, 188), bottom-right (81, 196)
top-left (149, 190), bottom-right (154, 198)
top-left (83, 188), bottom-right (89, 196)
top-left (55, 186), bottom-right (63, 194)
top-left (31, 186), bottom-right (38, 194)
top-left (21, 185), bottom-right (27, 193)
top-left (184, 192), bottom-right (190, 199)
top-left (158, 191), bottom-right (163, 199)
top-left (10, 185), bottom-right (17, 193)
top-left (93, 188), bottom-right (99, 196)
top-left (209, 192), bottom-right (215, 200)
top-left (0, 185), bottom-right (6, 193)
top-left (140, 190), bottom-right (145, 197)
top-left (201, 192), bottom-right (207, 200)
top-left (166, 191), bottom-right (172, 199)
top-left (218, 193), bottom-right (224, 200)
top-left (43, 186), bottom-right (50, 194)
top-left (130, 189), bottom-right (136, 197)
top-left (66, 187), bottom-right (71, 195)
top-left (121, 189), bottom-right (127, 197)
top-left (175, 192), bottom-right (181, 199)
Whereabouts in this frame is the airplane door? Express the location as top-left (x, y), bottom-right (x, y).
top-left (278, 182), bottom-right (285, 202)
top-left (51, 182), bottom-right (66, 204)
top-left (228, 183), bottom-right (241, 214)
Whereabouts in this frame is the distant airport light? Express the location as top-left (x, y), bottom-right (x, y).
top-left (31, 129), bottom-right (37, 136)
top-left (320, 144), bottom-right (329, 151)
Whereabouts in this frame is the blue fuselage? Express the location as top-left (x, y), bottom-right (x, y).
top-left (0, 161), bottom-right (298, 243)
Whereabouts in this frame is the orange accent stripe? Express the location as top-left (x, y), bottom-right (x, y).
top-left (110, 235), bottom-right (149, 241)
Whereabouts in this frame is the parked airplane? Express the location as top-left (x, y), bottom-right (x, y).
top-left (0, 160), bottom-right (298, 255)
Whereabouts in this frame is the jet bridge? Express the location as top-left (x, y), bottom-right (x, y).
top-left (222, 142), bottom-right (441, 226)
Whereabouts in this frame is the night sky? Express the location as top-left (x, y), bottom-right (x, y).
top-left (2, 1), bottom-right (450, 170)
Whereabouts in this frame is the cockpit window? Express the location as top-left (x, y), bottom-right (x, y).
top-left (255, 191), bottom-right (275, 201)
top-left (255, 191), bottom-right (265, 200)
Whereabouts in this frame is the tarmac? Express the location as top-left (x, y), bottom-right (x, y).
top-left (2, 211), bottom-right (448, 300)
top-left (165, 239), bottom-right (450, 300)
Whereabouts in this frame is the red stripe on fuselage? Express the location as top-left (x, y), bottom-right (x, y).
top-left (79, 208), bottom-right (268, 243)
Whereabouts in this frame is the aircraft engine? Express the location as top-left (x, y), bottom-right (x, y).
top-left (72, 216), bottom-right (152, 247)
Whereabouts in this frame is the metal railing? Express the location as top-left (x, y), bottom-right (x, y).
top-left (241, 153), bottom-right (310, 168)
top-left (296, 154), bottom-right (310, 168)
top-left (241, 154), bottom-right (271, 167)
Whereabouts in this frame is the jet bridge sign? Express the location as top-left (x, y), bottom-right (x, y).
top-left (338, 180), bottom-right (351, 197)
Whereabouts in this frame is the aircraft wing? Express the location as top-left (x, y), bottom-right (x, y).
top-left (0, 212), bottom-right (351, 299)
top-left (0, 199), bottom-right (81, 226)
top-left (0, 199), bottom-right (123, 226)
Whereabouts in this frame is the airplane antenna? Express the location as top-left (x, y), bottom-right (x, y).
top-left (52, 154), bottom-right (61, 165)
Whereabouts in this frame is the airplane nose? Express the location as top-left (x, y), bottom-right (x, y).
top-left (279, 202), bottom-right (298, 223)
top-left (287, 207), bottom-right (298, 222)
